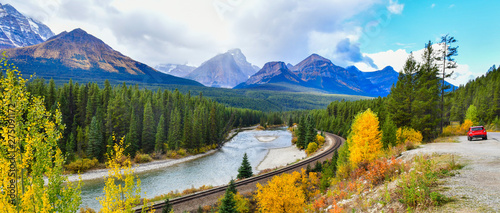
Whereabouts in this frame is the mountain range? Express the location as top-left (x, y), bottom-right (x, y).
top-left (235, 54), bottom-right (400, 97)
top-left (0, 3), bottom-right (54, 49)
top-left (0, 3), bottom-right (455, 97)
top-left (2, 28), bottom-right (202, 86)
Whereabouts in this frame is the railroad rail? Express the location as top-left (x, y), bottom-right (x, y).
top-left (134, 132), bottom-right (344, 212)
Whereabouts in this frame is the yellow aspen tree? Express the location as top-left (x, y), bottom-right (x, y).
top-left (255, 171), bottom-right (305, 213)
top-left (0, 57), bottom-right (81, 212)
top-left (98, 136), bottom-right (150, 213)
top-left (298, 169), bottom-right (320, 202)
top-left (348, 109), bottom-right (382, 168)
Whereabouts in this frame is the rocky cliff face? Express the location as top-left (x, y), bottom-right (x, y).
top-left (0, 3), bottom-right (54, 49)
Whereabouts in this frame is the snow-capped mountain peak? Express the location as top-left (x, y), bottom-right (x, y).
top-left (0, 3), bottom-right (55, 49)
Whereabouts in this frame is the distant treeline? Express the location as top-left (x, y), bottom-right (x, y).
top-left (447, 66), bottom-right (500, 124)
top-left (23, 78), bottom-right (282, 162)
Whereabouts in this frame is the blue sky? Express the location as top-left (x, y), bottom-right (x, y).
top-left (357, 0), bottom-right (500, 85)
top-left (5, 0), bottom-right (498, 85)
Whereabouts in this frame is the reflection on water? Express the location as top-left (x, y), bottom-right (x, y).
top-left (80, 128), bottom-right (291, 210)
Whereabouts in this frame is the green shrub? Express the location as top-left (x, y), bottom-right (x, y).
top-left (166, 150), bottom-right (178, 159)
top-left (66, 158), bottom-right (99, 173)
top-left (396, 155), bottom-right (450, 210)
top-left (177, 148), bottom-right (187, 157)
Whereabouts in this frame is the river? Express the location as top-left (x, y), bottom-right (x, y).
top-left (79, 128), bottom-right (292, 210)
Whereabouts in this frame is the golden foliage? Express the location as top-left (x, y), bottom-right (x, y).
top-left (460, 119), bottom-right (473, 133)
top-left (66, 158), bottom-right (99, 173)
top-left (442, 120), bottom-right (474, 136)
top-left (396, 127), bottom-right (423, 145)
top-left (0, 57), bottom-right (81, 212)
top-left (316, 135), bottom-right (325, 146)
top-left (348, 109), bottom-right (383, 168)
top-left (306, 142), bottom-right (318, 155)
top-left (98, 137), bottom-right (149, 213)
top-left (255, 171), bottom-right (306, 213)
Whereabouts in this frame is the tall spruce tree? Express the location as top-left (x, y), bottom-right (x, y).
top-left (237, 153), bottom-right (253, 179)
top-left (388, 53), bottom-right (418, 128)
top-left (381, 114), bottom-right (397, 148)
top-left (297, 116), bottom-right (306, 149)
top-left (87, 116), bottom-right (103, 159)
top-left (142, 101), bottom-right (156, 153)
top-left (304, 115), bottom-right (316, 148)
top-left (155, 114), bottom-right (166, 153)
top-left (413, 41), bottom-right (441, 141)
top-left (219, 180), bottom-right (237, 213)
top-left (168, 107), bottom-right (182, 150)
top-left (182, 110), bottom-right (193, 149)
top-left (126, 108), bottom-right (140, 157)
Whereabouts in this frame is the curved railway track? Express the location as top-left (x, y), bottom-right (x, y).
top-left (134, 132), bottom-right (344, 212)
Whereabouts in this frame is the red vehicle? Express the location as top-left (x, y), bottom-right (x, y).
top-left (467, 126), bottom-right (487, 141)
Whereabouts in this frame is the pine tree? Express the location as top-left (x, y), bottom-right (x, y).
top-left (66, 132), bottom-right (76, 160)
top-left (413, 41), bottom-right (441, 141)
top-left (227, 179), bottom-right (237, 195)
top-left (182, 110), bottom-right (193, 149)
top-left (142, 101), bottom-right (156, 153)
top-left (237, 153), bottom-right (253, 179)
top-left (388, 53), bottom-right (418, 128)
top-left (162, 198), bottom-right (172, 213)
top-left (168, 107), bottom-right (182, 150)
top-left (126, 108), bottom-right (140, 157)
top-left (219, 180), bottom-right (237, 213)
top-left (297, 116), bottom-right (306, 149)
top-left (209, 106), bottom-right (218, 144)
top-left (76, 126), bottom-right (85, 157)
top-left (87, 116), bottom-right (103, 159)
top-left (382, 114), bottom-right (397, 148)
top-left (305, 115), bottom-right (316, 148)
top-left (155, 114), bottom-right (166, 153)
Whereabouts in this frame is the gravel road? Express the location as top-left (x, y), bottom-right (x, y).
top-left (404, 132), bottom-right (500, 212)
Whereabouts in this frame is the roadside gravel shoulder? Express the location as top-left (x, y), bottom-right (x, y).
top-left (402, 132), bottom-right (500, 212)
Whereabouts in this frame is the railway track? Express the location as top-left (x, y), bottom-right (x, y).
top-left (134, 132), bottom-right (344, 212)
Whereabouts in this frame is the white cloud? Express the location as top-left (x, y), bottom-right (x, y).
top-left (3, 0), bottom-right (387, 68)
top-left (387, 0), bottom-right (404, 14)
top-left (364, 44), bottom-right (475, 86)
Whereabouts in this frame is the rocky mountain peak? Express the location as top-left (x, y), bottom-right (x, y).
top-left (185, 48), bottom-right (259, 88)
top-left (0, 3), bottom-right (54, 49)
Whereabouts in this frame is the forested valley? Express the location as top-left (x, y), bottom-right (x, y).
top-left (22, 77), bottom-right (284, 167)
